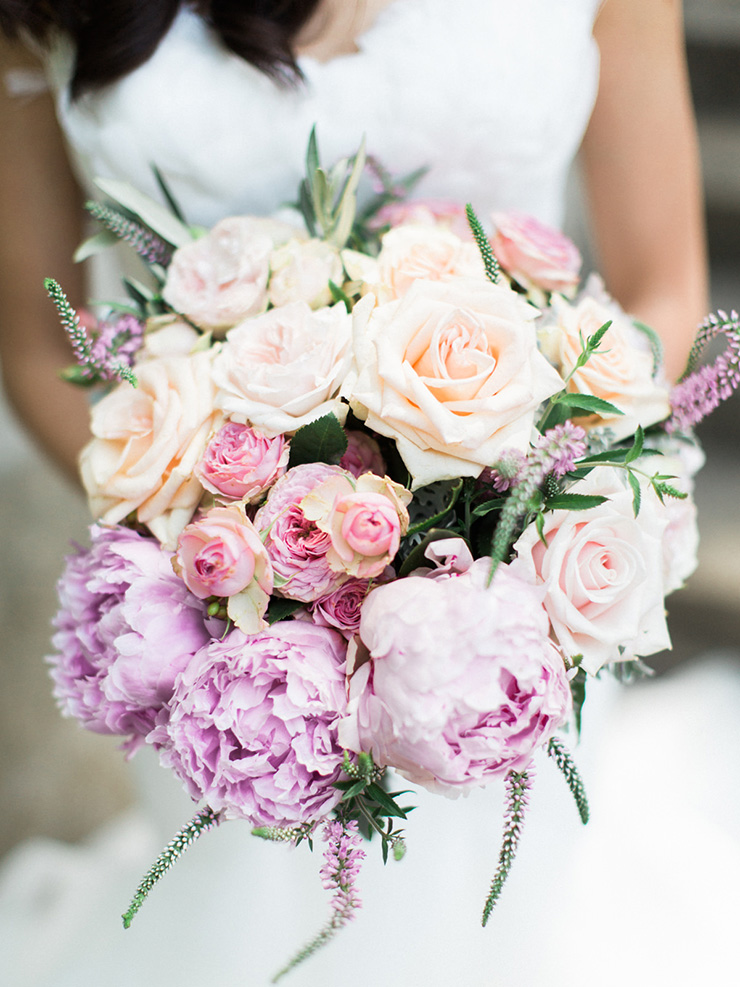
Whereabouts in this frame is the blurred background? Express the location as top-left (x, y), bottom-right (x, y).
top-left (1, 0), bottom-right (739, 863)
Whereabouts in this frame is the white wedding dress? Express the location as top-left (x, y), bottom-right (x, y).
top-left (2, 2), bottom-right (740, 985)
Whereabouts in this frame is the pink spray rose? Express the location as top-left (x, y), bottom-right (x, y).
top-left (340, 431), bottom-right (386, 478)
top-left (339, 548), bottom-right (571, 795)
top-left (490, 211), bottom-right (582, 295)
top-left (175, 504), bottom-right (273, 633)
top-left (511, 468), bottom-right (671, 674)
top-left (48, 525), bottom-right (210, 752)
top-left (162, 217), bottom-right (272, 332)
top-left (253, 463), bottom-right (350, 602)
top-left (301, 472), bottom-right (412, 579)
top-left (195, 422), bottom-right (289, 503)
top-left (151, 621), bottom-right (349, 827)
top-left (309, 575), bottom-right (383, 638)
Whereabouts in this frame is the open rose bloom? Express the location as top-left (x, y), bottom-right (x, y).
top-left (51, 141), bottom-right (731, 965)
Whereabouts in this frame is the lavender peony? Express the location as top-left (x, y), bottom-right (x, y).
top-left (48, 525), bottom-right (210, 751)
top-left (152, 621), bottom-right (349, 826)
top-left (339, 559), bottom-right (571, 796)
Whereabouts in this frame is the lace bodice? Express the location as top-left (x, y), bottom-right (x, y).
top-left (46, 0), bottom-right (602, 230)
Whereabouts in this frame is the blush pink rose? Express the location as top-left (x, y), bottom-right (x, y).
top-left (301, 472), bottom-right (412, 579)
top-left (79, 351), bottom-right (220, 549)
top-left (340, 431), bottom-right (386, 478)
top-left (162, 217), bottom-right (272, 332)
top-left (374, 224), bottom-right (484, 300)
top-left (373, 199), bottom-right (471, 238)
top-left (175, 504), bottom-right (273, 633)
top-left (349, 279), bottom-right (564, 487)
top-left (511, 468), bottom-right (671, 674)
top-left (490, 211), bottom-right (582, 295)
top-left (212, 301), bottom-right (352, 436)
top-left (195, 422), bottom-right (289, 503)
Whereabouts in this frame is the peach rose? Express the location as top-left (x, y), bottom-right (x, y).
top-left (79, 351), bottom-right (219, 549)
top-left (175, 504), bottom-right (273, 633)
top-left (348, 279), bottom-right (564, 488)
top-left (268, 237), bottom-right (343, 309)
top-left (162, 217), bottom-right (273, 332)
top-left (511, 468), bottom-right (670, 674)
top-left (551, 295), bottom-right (671, 441)
top-left (373, 224), bottom-right (485, 300)
top-left (212, 301), bottom-right (352, 436)
top-left (490, 211), bottom-right (581, 295)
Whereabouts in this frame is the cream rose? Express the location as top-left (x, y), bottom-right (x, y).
top-left (212, 301), bottom-right (352, 436)
top-left (162, 217), bottom-right (273, 332)
top-left (268, 237), bottom-right (344, 309)
top-left (551, 295), bottom-right (671, 441)
top-left (373, 224), bottom-right (485, 300)
top-left (79, 351), bottom-right (220, 549)
top-left (348, 278), bottom-right (564, 488)
top-left (511, 468), bottom-right (671, 674)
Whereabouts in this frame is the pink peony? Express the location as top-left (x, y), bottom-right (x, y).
top-left (48, 525), bottom-right (210, 751)
top-left (253, 463), bottom-right (349, 602)
top-left (195, 422), bottom-right (289, 503)
top-left (151, 621), bottom-right (349, 827)
top-left (338, 557), bottom-right (571, 796)
top-left (490, 211), bottom-right (581, 295)
top-left (340, 431), bottom-right (386, 479)
top-left (175, 505), bottom-right (273, 633)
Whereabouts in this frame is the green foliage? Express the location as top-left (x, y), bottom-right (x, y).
top-left (297, 127), bottom-right (366, 250)
top-left (265, 597), bottom-right (304, 625)
top-left (83, 200), bottom-right (172, 270)
top-left (122, 807), bottom-right (220, 929)
top-left (287, 413), bottom-right (348, 469)
top-left (334, 752), bottom-right (412, 864)
top-left (547, 738), bottom-right (590, 825)
top-left (481, 770), bottom-right (532, 926)
top-left (465, 204), bottom-right (501, 284)
top-left (544, 493), bottom-right (608, 511)
top-left (406, 479), bottom-right (464, 538)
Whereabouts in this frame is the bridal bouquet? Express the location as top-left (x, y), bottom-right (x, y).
top-left (45, 133), bottom-right (739, 979)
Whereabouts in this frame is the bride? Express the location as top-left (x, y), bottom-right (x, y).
top-left (0, 2), bottom-right (731, 986)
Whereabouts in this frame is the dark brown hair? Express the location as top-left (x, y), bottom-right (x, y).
top-left (0, 1), bottom-right (321, 96)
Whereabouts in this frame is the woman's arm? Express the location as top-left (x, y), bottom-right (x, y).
top-left (0, 35), bottom-right (90, 482)
top-left (583, 0), bottom-right (708, 382)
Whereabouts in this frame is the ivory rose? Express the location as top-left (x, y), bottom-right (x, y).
top-left (162, 217), bottom-right (273, 332)
top-left (511, 468), bottom-right (671, 674)
top-left (551, 294), bottom-right (671, 441)
top-left (349, 279), bottom-right (564, 488)
top-left (301, 472), bottom-right (412, 579)
top-left (175, 504), bottom-right (273, 633)
top-left (79, 351), bottom-right (220, 549)
top-left (490, 211), bottom-right (581, 295)
top-left (373, 224), bottom-right (484, 300)
top-left (195, 422), bottom-right (289, 503)
top-left (212, 301), bottom-right (352, 436)
top-left (268, 237), bottom-right (343, 309)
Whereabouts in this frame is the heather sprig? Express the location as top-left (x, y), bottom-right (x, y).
top-left (252, 823), bottom-right (315, 846)
top-left (465, 203), bottom-right (501, 284)
top-left (86, 200), bottom-right (173, 267)
top-left (547, 737), bottom-right (589, 824)
top-left (488, 423), bottom-right (587, 576)
top-left (481, 769), bottom-right (534, 926)
top-left (45, 278), bottom-right (138, 387)
top-left (122, 806), bottom-right (220, 929)
top-left (272, 820), bottom-right (365, 983)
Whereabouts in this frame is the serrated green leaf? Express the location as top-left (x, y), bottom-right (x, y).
top-left (365, 783), bottom-right (408, 819)
top-left (546, 493), bottom-right (608, 511)
top-left (553, 392), bottom-right (624, 417)
top-left (94, 177), bottom-right (193, 247)
top-left (287, 413), bottom-right (348, 468)
top-left (627, 470), bottom-right (642, 516)
top-left (623, 425), bottom-right (645, 464)
top-left (266, 597), bottom-right (303, 625)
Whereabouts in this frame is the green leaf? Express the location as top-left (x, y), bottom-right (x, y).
top-left (569, 664), bottom-right (586, 739)
top-left (471, 496), bottom-right (507, 518)
top-left (340, 780), bottom-right (369, 802)
top-left (365, 783), bottom-right (408, 819)
top-left (584, 319), bottom-right (612, 353)
top-left (73, 229), bottom-right (120, 262)
top-left (287, 413), bottom-right (348, 468)
top-left (328, 279), bottom-right (353, 313)
top-left (406, 478), bottom-right (463, 537)
top-left (94, 177), bottom-right (193, 248)
top-left (627, 470), bottom-right (642, 516)
top-left (553, 392), bottom-right (624, 417)
top-left (122, 276), bottom-right (157, 308)
top-left (151, 164), bottom-right (188, 224)
top-left (623, 425), bottom-right (645, 465)
top-left (265, 597), bottom-right (303, 625)
top-left (545, 493), bottom-right (608, 511)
